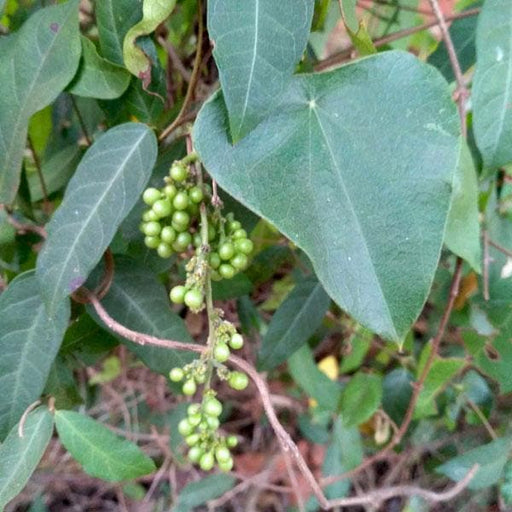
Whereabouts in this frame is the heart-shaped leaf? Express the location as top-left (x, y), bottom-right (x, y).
top-left (194, 51), bottom-right (460, 342)
top-left (208, 0), bottom-right (314, 142)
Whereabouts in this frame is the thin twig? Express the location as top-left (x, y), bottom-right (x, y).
top-left (2, 206), bottom-right (47, 239)
top-left (426, 0), bottom-right (469, 136)
top-left (323, 258), bottom-right (463, 488)
top-left (157, 35), bottom-right (192, 83)
top-left (315, 8), bottom-right (480, 71)
top-left (488, 238), bottom-right (512, 259)
top-left (483, 230), bottom-right (490, 300)
top-left (159, 0), bottom-right (204, 142)
top-left (70, 95), bottom-right (93, 146)
top-left (466, 398), bottom-right (497, 440)
top-left (358, 0), bottom-right (434, 16)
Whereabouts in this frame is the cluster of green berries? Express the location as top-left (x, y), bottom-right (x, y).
top-left (140, 161), bottom-right (204, 259)
top-left (176, 394), bottom-right (239, 472)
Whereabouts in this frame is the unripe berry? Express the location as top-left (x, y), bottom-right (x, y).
top-left (173, 191), bottom-right (189, 210)
top-left (219, 242), bottom-right (235, 261)
top-left (209, 252), bottom-right (221, 269)
top-left (172, 210), bottom-right (190, 229)
top-left (142, 221), bottom-right (161, 237)
top-left (185, 434), bottom-right (200, 446)
top-left (208, 225), bottom-right (216, 241)
top-left (231, 253), bottom-right (248, 271)
top-left (229, 333), bottom-right (244, 350)
top-left (152, 198), bottom-right (172, 218)
top-left (206, 416), bottom-right (220, 430)
top-left (228, 371), bottom-right (249, 391)
top-left (188, 446), bottom-right (203, 463)
top-left (226, 435), bottom-right (238, 448)
top-left (203, 397), bottom-right (222, 417)
top-left (193, 233), bottom-right (202, 248)
top-left (144, 236), bottom-right (160, 249)
top-left (187, 403), bottom-right (201, 416)
top-left (170, 285), bottom-right (187, 304)
top-left (188, 186), bottom-right (204, 204)
top-left (163, 184), bottom-right (177, 199)
top-left (169, 367), bottom-right (184, 382)
top-left (161, 226), bottom-right (177, 244)
top-left (214, 343), bottom-right (230, 363)
top-left (215, 446), bottom-right (231, 463)
top-left (233, 229), bottom-right (247, 240)
top-left (157, 242), bottom-right (173, 258)
top-left (173, 232), bottom-right (192, 252)
top-left (218, 457), bottom-right (234, 472)
top-left (199, 452), bottom-right (215, 471)
top-left (182, 379), bottom-right (197, 396)
top-left (219, 263), bottom-right (236, 280)
top-left (170, 162), bottom-right (188, 182)
top-left (235, 238), bottom-right (254, 255)
top-left (228, 220), bottom-right (242, 232)
top-left (178, 418), bottom-right (194, 436)
top-left (143, 188), bottom-right (161, 206)
top-left (184, 289), bottom-right (204, 310)
top-left (188, 413), bottom-right (202, 427)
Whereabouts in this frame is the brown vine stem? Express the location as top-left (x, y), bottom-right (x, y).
top-left (358, 0), bottom-right (435, 16)
top-left (158, 0), bottom-right (204, 142)
top-left (315, 8), bottom-right (480, 71)
top-left (323, 257), bottom-right (463, 488)
top-left (88, 270), bottom-right (474, 509)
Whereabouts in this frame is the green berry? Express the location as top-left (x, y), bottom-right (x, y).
top-left (161, 226), bottom-right (177, 244)
top-left (231, 253), bottom-right (248, 271)
top-left (169, 367), bottom-right (184, 382)
top-left (157, 242), bottom-right (173, 258)
top-left (199, 452), bottom-right (215, 471)
top-left (235, 238), bottom-right (254, 255)
top-left (206, 416), bottom-right (220, 430)
top-left (172, 232), bottom-right (192, 252)
top-left (178, 418), bottom-right (194, 436)
top-left (170, 162), bottom-right (188, 182)
top-left (233, 229), bottom-right (247, 240)
top-left (203, 397), bottom-right (222, 417)
top-left (210, 270), bottom-right (222, 281)
top-left (188, 413), bottom-right (202, 427)
top-left (172, 210), bottom-right (190, 229)
top-left (142, 210), bottom-right (157, 222)
top-left (228, 220), bottom-right (242, 232)
top-left (219, 242), bottom-right (235, 261)
top-left (188, 186), bottom-right (204, 204)
top-left (188, 446), bottom-right (203, 463)
top-left (163, 184), bottom-right (177, 199)
top-left (209, 252), bottom-right (221, 269)
top-left (185, 434), bottom-right (200, 446)
top-left (208, 225), bottom-right (216, 241)
top-left (144, 236), bottom-right (160, 249)
top-left (219, 264), bottom-right (236, 280)
top-left (218, 457), bottom-right (234, 472)
top-left (214, 343), bottom-right (230, 363)
top-left (229, 333), bottom-right (244, 350)
top-left (143, 187), bottom-right (161, 206)
top-left (182, 379), bottom-right (197, 396)
top-left (228, 371), bottom-right (249, 391)
top-left (184, 289), bottom-right (203, 310)
top-left (198, 420), bottom-right (209, 432)
top-left (195, 372), bottom-right (206, 384)
top-left (193, 233), bottom-right (202, 248)
top-left (152, 199), bottom-right (172, 218)
top-left (173, 191), bottom-right (189, 210)
top-left (188, 403), bottom-right (201, 416)
top-left (143, 221), bottom-right (162, 237)
top-left (170, 285), bottom-right (187, 304)
top-left (226, 435), bottom-right (238, 448)
top-left (188, 202), bottom-right (199, 216)
top-left (215, 446), bottom-right (231, 463)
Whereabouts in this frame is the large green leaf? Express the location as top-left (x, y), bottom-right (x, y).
top-left (473, 0), bottom-right (512, 168)
top-left (194, 51), bottom-right (460, 342)
top-left (444, 141), bottom-right (481, 272)
top-left (36, 123), bottom-right (157, 315)
top-left (88, 258), bottom-right (194, 375)
top-left (0, 272), bottom-right (69, 440)
top-left (208, 0), bottom-right (314, 141)
top-left (437, 437), bottom-right (511, 490)
top-left (0, 407), bottom-right (54, 510)
top-left (258, 276), bottom-right (330, 370)
top-left (0, 1), bottom-right (81, 203)
top-left (69, 37), bottom-right (131, 99)
top-left (96, 0), bottom-right (143, 66)
top-left (174, 474), bottom-right (237, 512)
top-left (123, 0), bottom-right (177, 87)
top-left (55, 410), bottom-right (155, 481)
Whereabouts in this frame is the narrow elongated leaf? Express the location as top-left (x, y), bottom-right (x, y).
top-left (258, 276), bottom-right (330, 370)
top-left (55, 410), bottom-right (155, 481)
top-left (0, 407), bottom-right (54, 510)
top-left (69, 37), bottom-right (131, 99)
top-left (96, 0), bottom-right (142, 65)
top-left (473, 0), bottom-right (512, 168)
top-left (208, 0), bottom-right (314, 141)
top-left (437, 437), bottom-right (511, 490)
top-left (36, 123), bottom-right (157, 314)
top-left (194, 51), bottom-right (460, 342)
top-left (340, 373), bottom-right (382, 427)
top-left (0, 1), bottom-right (81, 203)
top-left (445, 141), bottom-right (481, 272)
top-left (174, 474), bottom-right (236, 512)
top-left (123, 0), bottom-right (177, 86)
top-left (0, 272), bottom-right (69, 440)
top-left (88, 258), bottom-right (194, 375)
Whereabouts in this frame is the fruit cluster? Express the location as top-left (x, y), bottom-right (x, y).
top-left (177, 394), bottom-right (238, 472)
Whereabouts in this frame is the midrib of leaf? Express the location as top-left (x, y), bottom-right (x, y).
top-left (47, 131), bottom-right (147, 309)
top-left (311, 106), bottom-right (398, 339)
top-left (0, 412), bottom-right (50, 504)
top-left (56, 413), bottom-right (139, 474)
top-left (489, 9), bottom-right (512, 159)
top-left (237, 0), bottom-right (260, 137)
